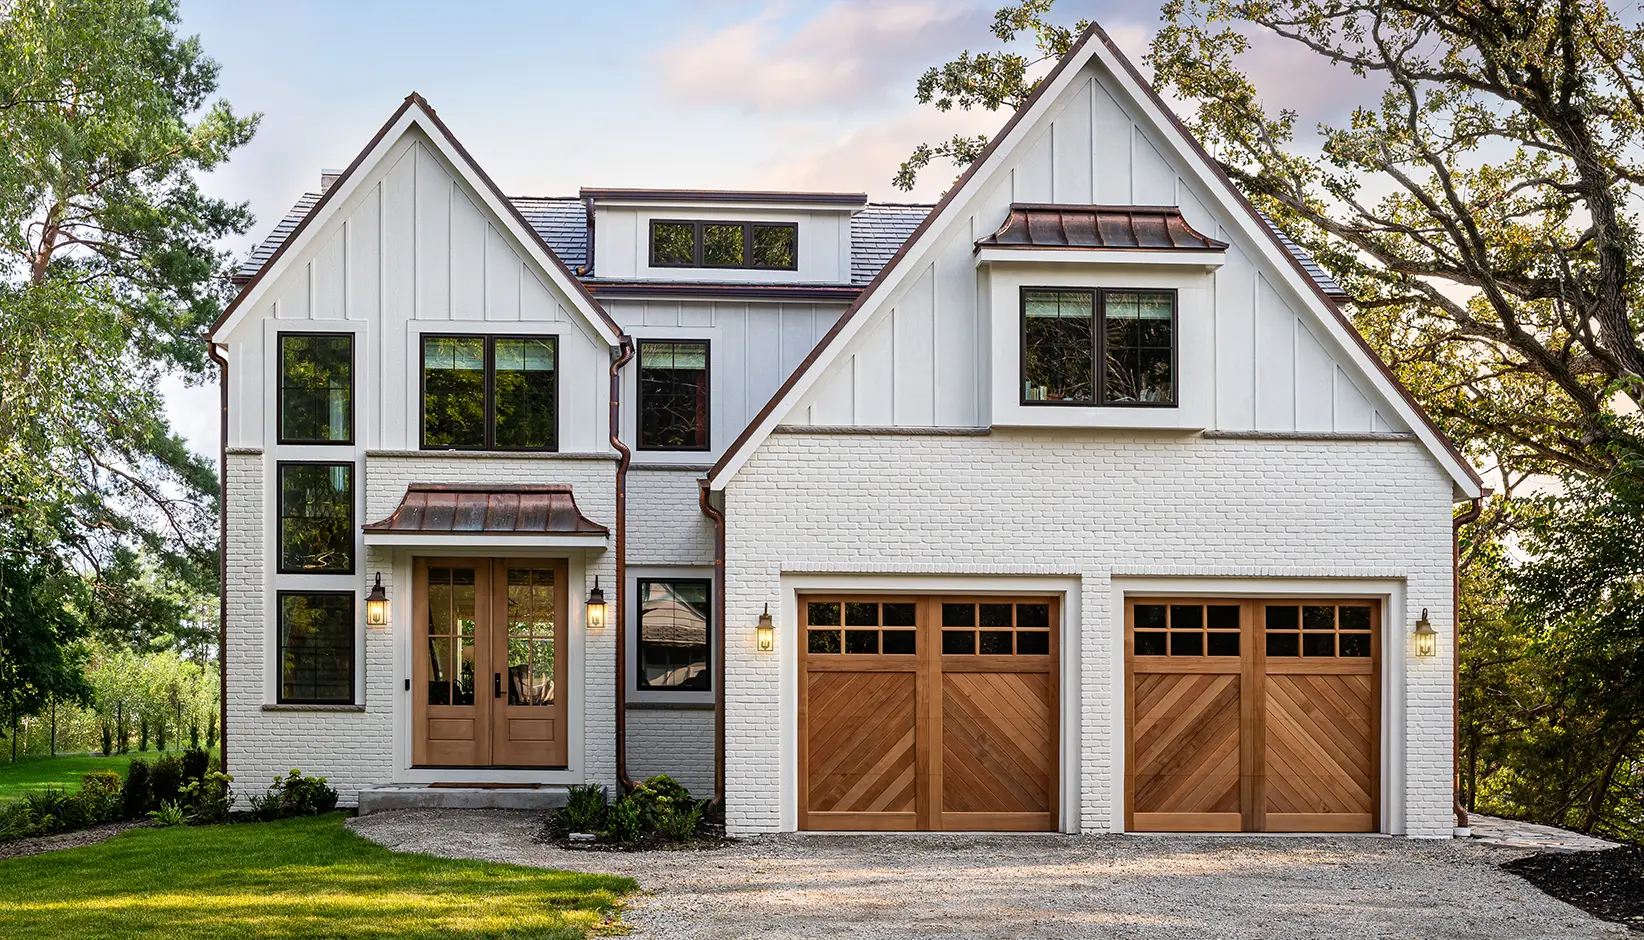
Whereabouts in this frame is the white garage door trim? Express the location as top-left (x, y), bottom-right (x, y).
top-left (1109, 576), bottom-right (1407, 835)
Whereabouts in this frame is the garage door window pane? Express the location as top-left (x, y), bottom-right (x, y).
top-left (807, 602), bottom-right (840, 625)
top-left (882, 603), bottom-right (917, 627)
top-left (1339, 633), bottom-right (1371, 657)
top-left (980, 604), bottom-right (1013, 628)
top-left (942, 603), bottom-right (975, 627)
top-left (1017, 603), bottom-right (1050, 628)
top-left (1207, 632), bottom-right (1240, 656)
top-left (808, 630), bottom-right (841, 654)
top-left (1265, 606), bottom-right (1299, 630)
top-left (882, 630), bottom-right (916, 655)
top-left (1017, 631), bottom-right (1050, 655)
top-left (1135, 604), bottom-right (1167, 631)
top-left (1302, 606), bottom-right (1336, 630)
top-left (979, 631), bottom-right (1012, 655)
top-left (1340, 607), bottom-right (1372, 631)
top-left (845, 630), bottom-right (879, 654)
top-left (1302, 633), bottom-right (1336, 657)
top-left (1135, 632), bottom-right (1167, 655)
top-left (845, 602), bottom-right (879, 626)
top-left (1207, 605), bottom-right (1239, 630)
top-left (1170, 632), bottom-right (1204, 656)
top-left (943, 630), bottom-right (976, 655)
top-left (1267, 632), bottom-right (1300, 657)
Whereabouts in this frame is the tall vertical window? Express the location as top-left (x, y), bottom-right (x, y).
top-left (637, 579), bottom-right (711, 691)
top-left (421, 335), bottom-right (558, 450)
top-left (278, 592), bottom-right (354, 704)
top-left (279, 333), bottom-right (353, 443)
top-left (638, 341), bottom-right (709, 450)
top-left (278, 462), bottom-right (354, 573)
top-left (1021, 288), bottom-right (1175, 406)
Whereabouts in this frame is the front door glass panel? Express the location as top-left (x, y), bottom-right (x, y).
top-left (426, 566), bottom-right (478, 705)
top-left (506, 566), bottom-right (556, 706)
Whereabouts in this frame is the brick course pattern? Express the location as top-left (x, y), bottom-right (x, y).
top-left (626, 708), bottom-right (716, 795)
top-left (721, 431), bottom-right (1458, 838)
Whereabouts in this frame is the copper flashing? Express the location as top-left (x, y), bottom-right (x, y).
top-left (580, 187), bottom-right (866, 206)
top-left (362, 484), bottom-right (608, 535)
top-left (976, 204), bottom-right (1228, 252)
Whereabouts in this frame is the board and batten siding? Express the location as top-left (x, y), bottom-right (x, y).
top-left (219, 129), bottom-right (614, 453)
top-left (790, 55), bottom-right (1408, 436)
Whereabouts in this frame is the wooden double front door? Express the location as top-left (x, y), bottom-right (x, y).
top-left (1125, 598), bottom-right (1381, 833)
top-left (412, 558), bottom-right (568, 768)
top-left (799, 595), bottom-right (1059, 831)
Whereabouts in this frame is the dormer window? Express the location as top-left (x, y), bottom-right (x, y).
top-left (649, 220), bottom-right (797, 271)
top-left (1022, 288), bottom-right (1175, 407)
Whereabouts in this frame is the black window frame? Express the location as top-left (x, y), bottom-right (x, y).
top-left (636, 339), bottom-right (711, 452)
top-left (276, 590), bottom-right (356, 705)
top-left (418, 334), bottom-right (560, 452)
top-left (277, 331), bottom-right (355, 445)
top-left (275, 460), bottom-right (356, 576)
top-left (635, 577), bottom-right (713, 693)
top-left (647, 220), bottom-right (799, 271)
top-left (1019, 286), bottom-right (1178, 408)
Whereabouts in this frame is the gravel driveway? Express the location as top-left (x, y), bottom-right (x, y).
top-left (349, 810), bottom-right (1627, 939)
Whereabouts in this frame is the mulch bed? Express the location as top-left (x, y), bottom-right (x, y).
top-left (0, 819), bottom-right (151, 860)
top-left (1502, 845), bottom-right (1644, 932)
top-left (533, 818), bottom-right (733, 852)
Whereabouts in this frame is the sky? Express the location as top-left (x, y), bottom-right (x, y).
top-left (163, 0), bottom-right (1365, 463)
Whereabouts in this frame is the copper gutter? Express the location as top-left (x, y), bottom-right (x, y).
top-left (1453, 494), bottom-right (1484, 832)
top-left (609, 337), bottom-right (634, 791)
top-left (698, 479), bottom-right (727, 808)
top-left (207, 343), bottom-right (230, 773)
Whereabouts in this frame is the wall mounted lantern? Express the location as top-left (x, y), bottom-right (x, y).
top-left (756, 603), bottom-right (775, 652)
top-left (1413, 608), bottom-right (1437, 658)
top-left (365, 573), bottom-right (390, 626)
top-left (586, 577), bottom-right (607, 629)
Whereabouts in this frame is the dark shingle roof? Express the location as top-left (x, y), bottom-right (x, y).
top-left (234, 193), bottom-right (1345, 302)
top-left (1262, 214), bottom-right (1348, 302)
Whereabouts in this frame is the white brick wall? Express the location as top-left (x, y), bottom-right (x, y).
top-left (626, 468), bottom-right (715, 566)
top-left (721, 431), bottom-right (1458, 837)
top-left (626, 708), bottom-right (715, 795)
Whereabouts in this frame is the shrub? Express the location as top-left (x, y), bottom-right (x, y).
top-left (628, 775), bottom-right (692, 832)
top-left (559, 784), bottom-right (608, 834)
top-left (259, 769), bottom-right (339, 819)
top-left (248, 791), bottom-right (283, 822)
top-left (82, 771), bottom-right (121, 800)
top-left (181, 746), bottom-right (210, 787)
top-left (0, 801), bottom-right (35, 841)
top-left (654, 798), bottom-right (707, 843)
top-left (151, 755), bottom-right (182, 807)
top-left (22, 789), bottom-right (72, 835)
top-left (121, 759), bottom-right (153, 819)
top-left (147, 801), bottom-right (186, 827)
top-left (181, 770), bottom-right (235, 824)
top-left (603, 796), bottom-right (643, 844)
top-left (100, 722), bottom-right (113, 757)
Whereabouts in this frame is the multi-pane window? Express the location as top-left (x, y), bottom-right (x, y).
top-left (1132, 603), bottom-right (1241, 657)
top-left (279, 333), bottom-right (352, 443)
top-left (1265, 603), bottom-right (1374, 658)
top-left (637, 579), bottom-right (711, 690)
top-left (421, 335), bottom-right (557, 450)
top-left (649, 220), bottom-right (798, 270)
top-left (638, 341), bottom-right (709, 450)
top-left (278, 462), bottom-right (353, 574)
top-left (805, 600), bottom-right (917, 655)
top-left (1021, 288), bottom-right (1175, 406)
top-left (939, 601), bottom-right (1052, 655)
top-left (278, 592), bottom-right (353, 704)
top-left (425, 566), bottom-right (478, 706)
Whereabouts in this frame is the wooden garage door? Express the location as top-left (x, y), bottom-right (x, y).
top-left (1125, 599), bottom-right (1379, 833)
top-left (800, 596), bottom-right (1058, 831)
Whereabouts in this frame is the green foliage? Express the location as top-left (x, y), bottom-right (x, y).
top-left (179, 770), bottom-right (233, 823)
top-left (602, 796), bottom-right (643, 844)
top-left (0, 555), bottom-right (92, 754)
top-left (246, 791), bottom-right (282, 823)
top-left (259, 769), bottom-right (338, 819)
top-left (146, 801), bottom-right (185, 827)
top-left (588, 775), bottom-right (709, 846)
top-left (627, 774), bottom-right (691, 832)
top-left (150, 755), bottom-right (181, 808)
top-left (652, 797), bottom-right (707, 843)
top-left (121, 758), bottom-right (152, 819)
top-left (557, 783), bottom-right (608, 834)
top-left (180, 746), bottom-right (208, 786)
top-left (895, 0), bottom-right (1092, 190)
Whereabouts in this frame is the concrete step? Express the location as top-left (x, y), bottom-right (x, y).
top-left (356, 783), bottom-right (571, 815)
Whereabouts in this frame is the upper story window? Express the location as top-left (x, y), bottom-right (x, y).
top-left (638, 340), bottom-right (709, 450)
top-left (1021, 288), bottom-right (1175, 407)
top-left (278, 462), bottom-right (354, 574)
top-left (649, 220), bottom-right (797, 271)
top-left (637, 578), bottom-right (711, 691)
top-left (279, 333), bottom-right (353, 443)
top-left (421, 336), bottom-right (557, 451)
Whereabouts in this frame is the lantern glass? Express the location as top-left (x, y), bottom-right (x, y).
top-left (586, 578), bottom-right (606, 630)
top-left (365, 574), bottom-right (389, 626)
top-left (756, 605), bottom-right (775, 652)
top-left (1413, 612), bottom-right (1437, 658)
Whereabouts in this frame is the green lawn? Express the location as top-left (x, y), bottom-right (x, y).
top-left (1, 813), bottom-right (634, 939)
top-left (0, 751), bottom-right (213, 803)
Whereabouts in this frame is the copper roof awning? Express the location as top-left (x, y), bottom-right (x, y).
top-left (976, 203), bottom-right (1229, 252)
top-left (363, 484), bottom-right (607, 542)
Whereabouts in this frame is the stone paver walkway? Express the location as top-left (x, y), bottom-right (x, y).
top-left (1469, 814), bottom-right (1617, 852)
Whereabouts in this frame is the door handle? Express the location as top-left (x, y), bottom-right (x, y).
top-left (494, 672), bottom-right (503, 699)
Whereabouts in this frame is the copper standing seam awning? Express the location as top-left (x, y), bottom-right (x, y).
top-left (362, 484), bottom-right (608, 545)
top-left (975, 203), bottom-right (1229, 253)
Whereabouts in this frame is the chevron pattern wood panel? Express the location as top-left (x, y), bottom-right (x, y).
top-left (805, 671), bottom-right (918, 816)
top-left (1131, 673), bottom-right (1242, 818)
top-left (941, 672), bottom-right (1052, 814)
top-left (1264, 673), bottom-right (1374, 825)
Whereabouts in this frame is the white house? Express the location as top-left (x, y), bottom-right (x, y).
top-left (209, 23), bottom-right (1483, 838)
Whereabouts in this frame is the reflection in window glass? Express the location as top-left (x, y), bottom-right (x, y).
top-left (650, 222), bottom-right (694, 265)
top-left (1102, 292), bottom-right (1174, 404)
top-left (278, 463), bottom-right (353, 573)
top-left (639, 341), bottom-right (709, 450)
top-left (752, 224), bottom-right (797, 269)
top-left (494, 339), bottom-right (556, 449)
top-left (1023, 290), bottom-right (1095, 403)
top-left (280, 334), bottom-right (352, 442)
top-left (426, 567), bottom-right (477, 706)
top-left (280, 593), bottom-right (353, 704)
top-left (505, 567), bottom-right (556, 706)
top-left (422, 336), bottom-right (486, 448)
top-left (703, 224), bottom-right (744, 266)
top-left (638, 579), bottom-right (711, 691)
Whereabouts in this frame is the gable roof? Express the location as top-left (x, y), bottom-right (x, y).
top-left (209, 93), bottom-right (622, 345)
top-left (705, 22), bottom-right (1482, 498)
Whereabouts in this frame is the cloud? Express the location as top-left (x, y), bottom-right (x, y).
top-left (654, 1), bottom-right (991, 112)
top-left (753, 105), bottom-right (1008, 201)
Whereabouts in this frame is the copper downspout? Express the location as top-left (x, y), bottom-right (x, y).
top-left (698, 479), bottom-right (727, 808)
top-left (609, 337), bottom-right (635, 791)
top-left (1453, 495), bottom-right (1484, 832)
top-left (207, 343), bottom-right (230, 774)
